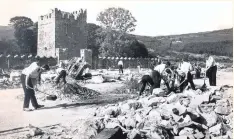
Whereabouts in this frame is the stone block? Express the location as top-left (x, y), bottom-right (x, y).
top-left (152, 88), bottom-right (166, 96)
top-left (209, 123), bottom-right (223, 136)
top-left (215, 99), bottom-right (231, 115)
top-left (94, 127), bottom-right (125, 139)
top-left (200, 111), bottom-right (218, 127)
top-left (179, 127), bottom-right (194, 136)
top-left (128, 129), bottom-right (141, 139)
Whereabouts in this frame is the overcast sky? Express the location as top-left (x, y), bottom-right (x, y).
top-left (0, 0), bottom-right (232, 36)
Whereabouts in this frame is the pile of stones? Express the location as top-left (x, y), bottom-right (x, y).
top-left (91, 85), bottom-right (233, 139)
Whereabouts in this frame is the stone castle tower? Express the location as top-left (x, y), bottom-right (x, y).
top-left (37, 8), bottom-right (87, 60)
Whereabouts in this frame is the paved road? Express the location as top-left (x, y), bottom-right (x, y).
top-left (0, 82), bottom-right (130, 131)
top-left (0, 88), bottom-right (96, 131)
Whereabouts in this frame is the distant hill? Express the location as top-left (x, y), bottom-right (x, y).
top-left (0, 26), bottom-right (14, 40)
top-left (0, 25), bottom-right (232, 57)
top-left (130, 28), bottom-right (233, 57)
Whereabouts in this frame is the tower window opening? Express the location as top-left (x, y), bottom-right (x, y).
top-left (65, 23), bottom-right (68, 36)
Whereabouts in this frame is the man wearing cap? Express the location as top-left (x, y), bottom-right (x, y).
top-left (205, 54), bottom-right (217, 86)
top-left (21, 61), bottom-right (50, 111)
top-left (177, 57), bottom-right (195, 92)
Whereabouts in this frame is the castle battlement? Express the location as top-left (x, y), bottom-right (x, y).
top-left (37, 8), bottom-right (87, 59)
top-left (38, 8), bottom-right (87, 23)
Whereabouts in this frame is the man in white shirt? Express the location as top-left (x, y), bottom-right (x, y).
top-left (118, 60), bottom-right (124, 74)
top-left (153, 61), bottom-right (172, 89)
top-left (177, 58), bottom-right (195, 92)
top-left (154, 62), bottom-right (168, 75)
top-left (205, 54), bottom-right (217, 86)
top-left (21, 61), bottom-right (50, 111)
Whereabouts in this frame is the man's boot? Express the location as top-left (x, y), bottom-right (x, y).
top-left (35, 105), bottom-right (44, 110)
top-left (23, 108), bottom-right (33, 111)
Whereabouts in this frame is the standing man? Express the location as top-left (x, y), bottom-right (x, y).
top-left (21, 62), bottom-right (50, 111)
top-left (194, 62), bottom-right (201, 78)
top-left (157, 56), bottom-right (162, 65)
top-left (118, 60), bottom-right (124, 74)
top-left (177, 57), bottom-right (196, 92)
top-left (54, 62), bottom-right (67, 85)
top-left (206, 54), bottom-right (217, 86)
top-left (137, 60), bottom-right (141, 73)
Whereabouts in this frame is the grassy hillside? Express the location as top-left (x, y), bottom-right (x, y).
top-left (0, 26), bottom-right (14, 40)
top-left (131, 28), bottom-right (233, 57)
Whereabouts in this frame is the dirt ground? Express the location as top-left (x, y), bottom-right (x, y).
top-left (0, 69), bottom-right (232, 134)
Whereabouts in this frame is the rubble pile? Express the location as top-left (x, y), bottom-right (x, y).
top-left (16, 76), bottom-right (101, 101)
top-left (91, 85), bottom-right (233, 139)
top-left (110, 78), bottom-right (140, 94)
top-left (0, 71), bottom-right (21, 90)
top-left (37, 80), bottom-right (101, 101)
top-left (0, 79), bottom-right (21, 90)
top-left (1, 120), bottom-right (105, 139)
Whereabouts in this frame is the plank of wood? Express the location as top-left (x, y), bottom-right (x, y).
top-left (0, 123), bottom-right (60, 134)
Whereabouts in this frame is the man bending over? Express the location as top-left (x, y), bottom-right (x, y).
top-left (138, 61), bottom-right (172, 96)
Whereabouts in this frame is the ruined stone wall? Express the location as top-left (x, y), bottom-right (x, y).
top-left (80, 49), bottom-right (92, 65)
top-left (55, 9), bottom-right (87, 59)
top-left (97, 58), bottom-right (157, 69)
top-left (37, 8), bottom-right (88, 60)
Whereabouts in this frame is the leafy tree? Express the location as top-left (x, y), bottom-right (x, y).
top-left (96, 7), bottom-right (137, 57)
top-left (9, 16), bottom-right (37, 54)
top-left (0, 40), bottom-right (10, 54)
top-left (0, 39), bottom-right (19, 54)
top-left (27, 22), bottom-right (38, 54)
top-left (128, 40), bottom-right (149, 57)
top-left (97, 7), bottom-right (137, 33)
top-left (87, 23), bottom-right (101, 58)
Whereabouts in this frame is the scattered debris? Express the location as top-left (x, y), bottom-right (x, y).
top-left (91, 85), bottom-right (232, 139)
top-left (1, 68), bottom-right (232, 139)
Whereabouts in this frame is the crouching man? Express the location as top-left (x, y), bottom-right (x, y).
top-left (21, 62), bottom-right (50, 111)
top-left (54, 62), bottom-right (67, 85)
top-left (138, 61), bottom-right (172, 96)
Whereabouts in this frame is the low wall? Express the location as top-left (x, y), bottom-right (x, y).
top-left (0, 55), bottom-right (161, 70)
top-left (0, 55), bottom-right (57, 70)
top-left (93, 57), bottom-right (159, 69)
